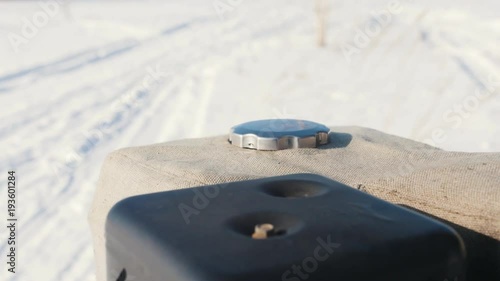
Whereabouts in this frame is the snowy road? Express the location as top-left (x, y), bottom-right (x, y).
top-left (0, 0), bottom-right (499, 280)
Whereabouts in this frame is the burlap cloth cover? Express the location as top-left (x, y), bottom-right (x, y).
top-left (89, 126), bottom-right (500, 281)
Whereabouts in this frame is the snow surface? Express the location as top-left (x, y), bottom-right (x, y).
top-left (0, 0), bottom-right (499, 280)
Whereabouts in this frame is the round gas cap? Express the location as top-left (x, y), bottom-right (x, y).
top-left (228, 119), bottom-right (330, 151)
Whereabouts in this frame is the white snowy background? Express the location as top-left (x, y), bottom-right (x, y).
top-left (0, 0), bottom-right (499, 280)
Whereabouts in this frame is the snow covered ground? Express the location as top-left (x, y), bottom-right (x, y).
top-left (0, 0), bottom-right (499, 280)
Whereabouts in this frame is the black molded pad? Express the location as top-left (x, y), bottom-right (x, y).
top-left (106, 174), bottom-right (465, 281)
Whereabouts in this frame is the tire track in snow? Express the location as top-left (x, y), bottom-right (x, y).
top-left (0, 19), bottom-right (204, 93)
top-left (0, 19), bottom-right (215, 169)
top-left (0, 39), bottom-right (140, 92)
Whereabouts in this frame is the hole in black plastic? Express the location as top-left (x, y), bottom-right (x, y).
top-left (261, 180), bottom-right (329, 198)
top-left (274, 228), bottom-right (287, 236)
top-left (116, 269), bottom-right (127, 281)
top-left (227, 211), bottom-right (303, 238)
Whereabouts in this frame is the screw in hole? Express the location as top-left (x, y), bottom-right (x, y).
top-left (252, 223), bottom-right (274, 239)
top-left (227, 211), bottom-right (302, 239)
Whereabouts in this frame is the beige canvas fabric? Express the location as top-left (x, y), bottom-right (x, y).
top-left (89, 126), bottom-right (500, 281)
